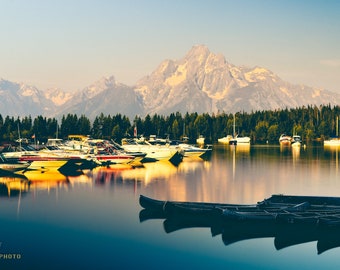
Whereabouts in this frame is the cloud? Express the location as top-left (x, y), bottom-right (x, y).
top-left (320, 59), bottom-right (340, 68)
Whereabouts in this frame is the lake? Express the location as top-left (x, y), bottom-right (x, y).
top-left (1, 144), bottom-right (340, 269)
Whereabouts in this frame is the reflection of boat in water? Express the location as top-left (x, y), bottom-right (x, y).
top-left (23, 169), bottom-right (68, 182)
top-left (230, 143), bottom-right (250, 153)
top-left (139, 194), bottom-right (340, 254)
top-left (93, 161), bottom-right (179, 186)
top-left (0, 177), bottom-right (29, 197)
top-left (122, 161), bottom-right (178, 185)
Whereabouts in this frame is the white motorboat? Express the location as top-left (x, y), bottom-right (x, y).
top-left (291, 135), bottom-right (302, 147)
top-left (279, 134), bottom-right (292, 146)
top-left (324, 138), bottom-right (340, 146)
top-left (121, 138), bottom-right (183, 164)
top-left (177, 143), bottom-right (212, 158)
top-left (324, 117), bottom-right (340, 146)
top-left (229, 135), bottom-right (251, 145)
top-left (196, 135), bottom-right (205, 145)
top-left (218, 135), bottom-right (233, 144)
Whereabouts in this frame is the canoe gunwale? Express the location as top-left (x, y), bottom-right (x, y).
top-left (139, 194), bottom-right (340, 227)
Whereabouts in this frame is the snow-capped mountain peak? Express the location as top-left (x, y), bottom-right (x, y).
top-left (1, 45), bottom-right (340, 119)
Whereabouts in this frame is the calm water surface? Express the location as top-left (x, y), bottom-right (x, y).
top-left (1, 144), bottom-right (340, 269)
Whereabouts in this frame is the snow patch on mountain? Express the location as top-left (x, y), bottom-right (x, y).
top-left (2, 45), bottom-right (340, 119)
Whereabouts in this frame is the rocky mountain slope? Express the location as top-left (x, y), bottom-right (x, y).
top-left (1, 45), bottom-right (339, 120)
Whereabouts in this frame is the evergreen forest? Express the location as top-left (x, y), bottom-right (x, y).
top-left (1, 104), bottom-right (340, 145)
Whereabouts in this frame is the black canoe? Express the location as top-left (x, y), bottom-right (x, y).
top-left (139, 194), bottom-right (257, 212)
top-left (139, 194), bottom-right (340, 254)
top-left (140, 194), bottom-right (340, 210)
top-left (139, 194), bottom-right (340, 226)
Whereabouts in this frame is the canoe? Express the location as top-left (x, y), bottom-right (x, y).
top-left (139, 194), bottom-right (340, 254)
top-left (139, 194), bottom-right (257, 212)
top-left (139, 194), bottom-right (340, 226)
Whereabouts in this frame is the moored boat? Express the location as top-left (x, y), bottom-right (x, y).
top-left (218, 135), bottom-right (233, 144)
top-left (229, 135), bottom-right (251, 145)
top-left (324, 116), bottom-right (340, 146)
top-left (228, 114), bottom-right (250, 145)
top-left (0, 154), bottom-right (30, 174)
top-left (170, 141), bottom-right (212, 158)
top-left (196, 135), bottom-right (205, 145)
top-left (324, 138), bottom-right (340, 146)
top-left (279, 134), bottom-right (292, 146)
top-left (291, 135), bottom-right (302, 147)
top-left (121, 138), bottom-right (183, 164)
top-left (139, 194), bottom-right (340, 227)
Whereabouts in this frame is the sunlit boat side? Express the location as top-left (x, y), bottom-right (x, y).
top-left (121, 138), bottom-right (183, 164)
top-left (291, 135), bottom-right (302, 147)
top-left (279, 134), bottom-right (292, 146)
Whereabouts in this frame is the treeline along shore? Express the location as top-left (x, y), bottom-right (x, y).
top-left (0, 104), bottom-right (339, 145)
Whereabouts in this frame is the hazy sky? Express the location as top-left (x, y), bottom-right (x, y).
top-left (1, 0), bottom-right (340, 93)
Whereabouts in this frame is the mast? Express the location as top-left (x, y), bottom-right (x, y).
top-left (233, 114), bottom-right (236, 138)
top-left (17, 123), bottom-right (22, 150)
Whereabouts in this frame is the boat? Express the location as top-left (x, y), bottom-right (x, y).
top-left (169, 141), bottom-right (212, 158)
top-left (324, 116), bottom-right (340, 146)
top-left (196, 135), bottom-right (205, 145)
top-left (139, 194), bottom-right (340, 227)
top-left (229, 135), bottom-right (251, 145)
top-left (324, 138), bottom-right (340, 146)
top-left (218, 135), bottom-right (233, 144)
top-left (180, 143), bottom-right (212, 158)
top-left (0, 154), bottom-right (30, 174)
top-left (1, 143), bottom-right (40, 162)
top-left (140, 195), bottom-right (340, 255)
top-left (85, 139), bottom-right (138, 166)
top-left (279, 134), bottom-right (292, 146)
top-left (121, 138), bottom-right (183, 164)
top-left (228, 114), bottom-right (250, 145)
top-left (291, 135), bottom-right (302, 147)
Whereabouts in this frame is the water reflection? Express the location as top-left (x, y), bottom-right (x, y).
top-left (324, 145), bottom-right (340, 172)
top-left (1, 144), bottom-right (340, 203)
top-left (2, 144), bottom-right (340, 268)
top-left (139, 199), bottom-right (340, 254)
top-left (140, 210), bottom-right (340, 255)
top-left (0, 177), bottom-right (29, 197)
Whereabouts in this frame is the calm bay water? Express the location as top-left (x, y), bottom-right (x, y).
top-left (1, 144), bottom-right (340, 269)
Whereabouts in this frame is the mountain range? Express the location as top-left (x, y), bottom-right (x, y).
top-left (1, 45), bottom-right (340, 120)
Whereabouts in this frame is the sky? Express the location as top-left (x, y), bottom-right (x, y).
top-left (1, 0), bottom-right (340, 93)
